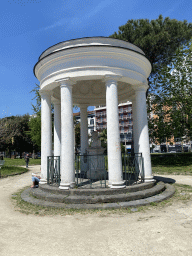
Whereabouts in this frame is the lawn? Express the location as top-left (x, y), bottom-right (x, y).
top-left (151, 153), bottom-right (192, 175)
top-left (0, 158), bottom-right (41, 178)
top-left (0, 166), bottom-right (28, 178)
top-left (152, 165), bottom-right (192, 175)
top-left (4, 158), bottom-right (41, 166)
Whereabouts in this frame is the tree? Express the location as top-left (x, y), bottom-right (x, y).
top-left (99, 129), bottom-right (107, 152)
top-left (110, 15), bottom-right (192, 91)
top-left (75, 122), bottom-right (80, 150)
top-left (28, 113), bottom-right (41, 149)
top-left (149, 42), bottom-right (192, 145)
top-left (28, 84), bottom-right (41, 149)
top-left (0, 115), bottom-right (33, 157)
top-left (31, 83), bottom-right (41, 114)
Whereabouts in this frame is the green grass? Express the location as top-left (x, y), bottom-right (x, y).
top-left (0, 158), bottom-right (40, 177)
top-left (0, 166), bottom-right (28, 177)
top-left (4, 158), bottom-right (41, 166)
top-left (152, 164), bottom-right (192, 175)
top-left (11, 186), bottom-right (145, 216)
top-left (151, 153), bottom-right (192, 175)
top-left (6, 152), bottom-right (192, 215)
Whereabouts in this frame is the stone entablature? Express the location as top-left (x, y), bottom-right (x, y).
top-left (34, 37), bottom-right (151, 106)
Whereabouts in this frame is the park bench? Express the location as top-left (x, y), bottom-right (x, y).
top-left (0, 160), bottom-right (5, 178)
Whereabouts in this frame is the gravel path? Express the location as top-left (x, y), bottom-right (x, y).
top-left (0, 165), bottom-right (192, 256)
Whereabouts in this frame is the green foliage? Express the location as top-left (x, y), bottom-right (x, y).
top-left (31, 83), bottom-right (41, 114)
top-left (151, 152), bottom-right (192, 166)
top-left (99, 129), bottom-right (107, 152)
top-left (149, 42), bottom-right (192, 143)
top-left (0, 166), bottom-right (28, 177)
top-left (75, 122), bottom-right (80, 149)
top-left (0, 115), bottom-right (33, 155)
top-left (110, 15), bottom-right (192, 91)
top-left (29, 84), bottom-right (41, 149)
top-left (4, 158), bottom-right (41, 166)
top-left (121, 143), bottom-right (125, 153)
top-left (28, 113), bottom-right (41, 149)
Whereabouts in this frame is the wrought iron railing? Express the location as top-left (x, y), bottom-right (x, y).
top-left (47, 156), bottom-right (60, 185)
top-left (122, 153), bottom-right (144, 185)
top-left (75, 154), bottom-right (107, 188)
top-left (47, 153), bottom-right (144, 187)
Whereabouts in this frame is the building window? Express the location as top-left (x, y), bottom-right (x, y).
top-left (90, 119), bottom-right (94, 125)
top-left (119, 107), bottom-right (123, 113)
top-left (120, 127), bottom-right (124, 133)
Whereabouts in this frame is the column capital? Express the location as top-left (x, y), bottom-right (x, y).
top-left (103, 75), bottom-right (122, 84)
top-left (39, 89), bottom-right (51, 97)
top-left (79, 104), bottom-right (88, 109)
top-left (52, 97), bottom-right (61, 105)
top-left (56, 77), bottom-right (76, 87)
top-left (130, 95), bottom-right (136, 102)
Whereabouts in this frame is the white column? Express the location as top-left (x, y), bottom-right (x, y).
top-left (58, 78), bottom-right (75, 189)
top-left (80, 104), bottom-right (88, 154)
top-left (105, 76), bottom-right (125, 189)
top-left (53, 100), bottom-right (61, 157)
top-left (40, 91), bottom-right (52, 184)
top-left (134, 85), bottom-right (154, 182)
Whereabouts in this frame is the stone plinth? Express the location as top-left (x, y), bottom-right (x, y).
top-left (86, 132), bottom-right (105, 180)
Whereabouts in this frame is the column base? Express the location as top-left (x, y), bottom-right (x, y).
top-left (144, 176), bottom-right (156, 183)
top-left (108, 181), bottom-right (126, 189)
top-left (59, 182), bottom-right (76, 190)
top-left (39, 179), bottom-right (47, 184)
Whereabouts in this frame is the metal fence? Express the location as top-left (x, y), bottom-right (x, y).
top-left (47, 153), bottom-right (144, 188)
top-left (47, 156), bottom-right (60, 185)
top-left (75, 154), bottom-right (107, 188)
top-left (122, 153), bottom-right (144, 185)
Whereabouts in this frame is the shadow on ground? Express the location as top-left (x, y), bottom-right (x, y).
top-left (154, 176), bottom-right (176, 184)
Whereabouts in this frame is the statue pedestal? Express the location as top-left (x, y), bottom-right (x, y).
top-left (87, 147), bottom-right (105, 180)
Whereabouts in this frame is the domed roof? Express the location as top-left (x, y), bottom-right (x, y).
top-left (39, 36), bottom-right (145, 60)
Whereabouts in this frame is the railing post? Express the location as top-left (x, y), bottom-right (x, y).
top-left (58, 156), bottom-right (60, 185)
top-left (47, 156), bottom-right (49, 184)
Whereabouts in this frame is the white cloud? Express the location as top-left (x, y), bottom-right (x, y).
top-left (40, 0), bottom-right (113, 32)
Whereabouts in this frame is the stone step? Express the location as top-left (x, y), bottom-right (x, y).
top-left (39, 181), bottom-right (155, 196)
top-left (21, 183), bottom-right (175, 209)
top-left (30, 182), bottom-right (165, 204)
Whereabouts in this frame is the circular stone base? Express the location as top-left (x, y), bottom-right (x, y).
top-left (21, 180), bottom-right (175, 209)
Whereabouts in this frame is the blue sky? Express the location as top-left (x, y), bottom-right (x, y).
top-left (0, 0), bottom-right (191, 117)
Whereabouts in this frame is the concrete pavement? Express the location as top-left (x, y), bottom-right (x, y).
top-left (0, 165), bottom-right (192, 256)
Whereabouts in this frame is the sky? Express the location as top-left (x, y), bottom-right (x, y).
top-left (0, 0), bottom-right (191, 118)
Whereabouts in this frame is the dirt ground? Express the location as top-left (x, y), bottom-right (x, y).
top-left (0, 165), bottom-right (192, 256)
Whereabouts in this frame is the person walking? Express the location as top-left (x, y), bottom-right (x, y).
top-left (25, 154), bottom-right (29, 168)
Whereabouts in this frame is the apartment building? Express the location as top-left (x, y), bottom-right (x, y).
top-left (73, 110), bottom-right (96, 136)
top-left (95, 102), bottom-right (133, 149)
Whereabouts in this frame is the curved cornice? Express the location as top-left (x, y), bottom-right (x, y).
top-left (38, 36), bottom-right (145, 60)
top-left (34, 44), bottom-right (150, 78)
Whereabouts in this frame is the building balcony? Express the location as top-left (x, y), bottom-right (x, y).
top-left (120, 138), bottom-right (132, 142)
top-left (96, 125), bottom-right (107, 130)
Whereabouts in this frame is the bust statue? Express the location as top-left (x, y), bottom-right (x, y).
top-left (86, 131), bottom-right (105, 179)
top-left (91, 131), bottom-right (101, 148)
